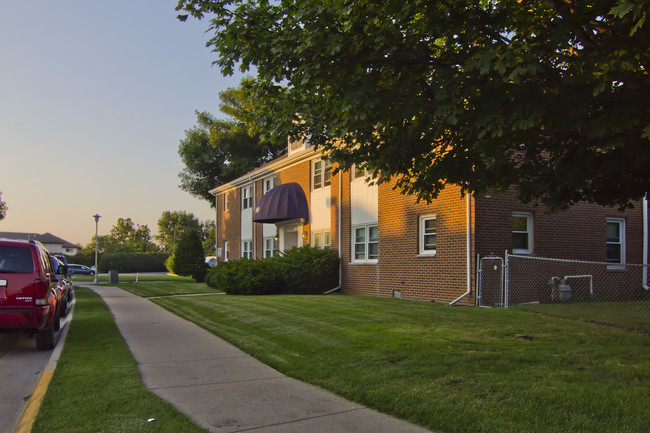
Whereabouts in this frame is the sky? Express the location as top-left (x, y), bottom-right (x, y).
top-left (0, 0), bottom-right (249, 247)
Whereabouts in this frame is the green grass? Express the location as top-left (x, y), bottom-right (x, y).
top-left (514, 299), bottom-right (650, 332)
top-left (150, 293), bottom-right (650, 433)
top-left (114, 281), bottom-right (220, 298)
top-left (32, 287), bottom-right (208, 433)
top-left (72, 274), bottom-right (193, 283)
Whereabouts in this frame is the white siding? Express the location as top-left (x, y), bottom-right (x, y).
top-left (241, 207), bottom-right (253, 242)
top-left (310, 187), bottom-right (331, 230)
top-left (351, 178), bottom-right (378, 225)
top-left (262, 223), bottom-right (275, 238)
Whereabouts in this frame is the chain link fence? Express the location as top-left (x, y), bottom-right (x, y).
top-left (477, 253), bottom-right (650, 333)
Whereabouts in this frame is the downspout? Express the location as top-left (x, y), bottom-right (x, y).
top-left (251, 175), bottom-right (256, 259)
top-left (449, 193), bottom-right (472, 306)
top-left (642, 195), bottom-right (650, 291)
top-left (324, 169), bottom-right (343, 295)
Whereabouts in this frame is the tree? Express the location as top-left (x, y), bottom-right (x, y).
top-left (172, 229), bottom-right (207, 282)
top-left (0, 192), bottom-right (6, 221)
top-left (200, 219), bottom-right (216, 256)
top-left (176, 0), bottom-right (650, 211)
top-left (156, 211), bottom-right (201, 252)
top-left (178, 78), bottom-right (286, 205)
top-left (109, 218), bottom-right (158, 253)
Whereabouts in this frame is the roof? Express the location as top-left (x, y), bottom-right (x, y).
top-left (0, 232), bottom-right (79, 250)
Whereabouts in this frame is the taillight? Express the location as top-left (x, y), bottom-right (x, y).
top-left (34, 279), bottom-right (49, 305)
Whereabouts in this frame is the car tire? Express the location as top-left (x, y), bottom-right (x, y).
top-left (89, 271), bottom-right (95, 276)
top-left (35, 326), bottom-right (55, 350)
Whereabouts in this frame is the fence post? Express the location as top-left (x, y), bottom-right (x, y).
top-left (504, 250), bottom-right (509, 309)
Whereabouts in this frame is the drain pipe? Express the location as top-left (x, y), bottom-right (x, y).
top-left (643, 195), bottom-right (650, 291)
top-left (449, 194), bottom-right (472, 306)
top-left (324, 169), bottom-right (343, 295)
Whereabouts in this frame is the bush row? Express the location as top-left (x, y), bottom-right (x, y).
top-left (98, 253), bottom-right (170, 273)
top-left (205, 246), bottom-right (339, 295)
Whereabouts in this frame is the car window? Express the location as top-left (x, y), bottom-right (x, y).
top-left (0, 246), bottom-right (34, 273)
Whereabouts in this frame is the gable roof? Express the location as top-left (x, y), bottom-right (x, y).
top-left (0, 232), bottom-right (79, 250)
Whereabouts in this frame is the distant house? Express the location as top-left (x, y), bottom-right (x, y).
top-left (0, 232), bottom-right (80, 256)
top-left (209, 138), bottom-right (648, 306)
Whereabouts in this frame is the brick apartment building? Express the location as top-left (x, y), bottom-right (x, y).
top-left (210, 139), bottom-right (647, 305)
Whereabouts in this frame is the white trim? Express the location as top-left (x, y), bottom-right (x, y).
top-left (606, 218), bottom-right (626, 269)
top-left (241, 240), bottom-right (252, 259)
top-left (512, 212), bottom-right (533, 254)
top-left (418, 214), bottom-right (437, 256)
top-left (352, 224), bottom-right (379, 263)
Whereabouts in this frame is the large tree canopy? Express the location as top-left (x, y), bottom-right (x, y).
top-left (177, 0), bottom-right (649, 211)
top-left (178, 78), bottom-right (286, 205)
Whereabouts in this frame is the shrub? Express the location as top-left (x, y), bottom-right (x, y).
top-left (98, 253), bottom-right (169, 273)
top-left (173, 230), bottom-right (207, 282)
top-left (205, 246), bottom-right (339, 295)
top-left (280, 246), bottom-right (339, 294)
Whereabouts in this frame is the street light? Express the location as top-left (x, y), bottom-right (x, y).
top-left (93, 214), bottom-right (101, 285)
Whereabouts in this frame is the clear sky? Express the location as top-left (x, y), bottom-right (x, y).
top-left (0, 0), bottom-right (246, 246)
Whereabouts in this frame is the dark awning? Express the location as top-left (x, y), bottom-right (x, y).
top-left (253, 182), bottom-right (309, 224)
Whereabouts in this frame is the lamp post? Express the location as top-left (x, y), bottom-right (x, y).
top-left (93, 214), bottom-right (101, 285)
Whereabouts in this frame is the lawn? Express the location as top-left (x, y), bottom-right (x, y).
top-left (71, 274), bottom-right (193, 284)
top-left (32, 287), bottom-right (207, 433)
top-left (150, 293), bottom-right (650, 433)
top-left (514, 299), bottom-right (650, 333)
top-left (113, 281), bottom-right (220, 298)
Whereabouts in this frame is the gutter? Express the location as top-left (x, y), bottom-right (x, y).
top-left (449, 193), bottom-right (472, 306)
top-left (324, 169), bottom-right (343, 295)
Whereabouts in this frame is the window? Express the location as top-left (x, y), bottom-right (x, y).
top-left (606, 218), bottom-right (625, 266)
top-left (352, 164), bottom-right (374, 181)
top-left (263, 176), bottom-right (276, 195)
top-left (312, 230), bottom-right (331, 249)
top-left (419, 215), bottom-right (437, 256)
top-left (241, 186), bottom-right (252, 210)
top-left (353, 225), bottom-right (378, 262)
top-left (241, 240), bottom-right (252, 259)
top-left (512, 212), bottom-right (533, 254)
top-left (223, 241), bottom-right (229, 261)
top-left (224, 193), bottom-right (229, 212)
top-left (264, 237), bottom-right (278, 258)
top-left (312, 159), bottom-right (332, 190)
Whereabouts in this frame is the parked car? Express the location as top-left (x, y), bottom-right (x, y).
top-left (68, 264), bottom-right (95, 276)
top-left (0, 239), bottom-right (62, 350)
top-left (50, 256), bottom-right (72, 317)
top-left (205, 256), bottom-right (218, 267)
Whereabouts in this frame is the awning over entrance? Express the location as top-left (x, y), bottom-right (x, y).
top-left (253, 182), bottom-right (309, 224)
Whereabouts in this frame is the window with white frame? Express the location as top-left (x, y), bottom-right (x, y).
top-left (241, 240), bottom-right (252, 259)
top-left (224, 193), bottom-right (229, 212)
top-left (311, 230), bottom-right (331, 249)
top-left (606, 218), bottom-right (625, 266)
top-left (512, 212), bottom-right (533, 254)
top-left (312, 159), bottom-right (332, 190)
top-left (263, 176), bottom-right (277, 195)
top-left (223, 241), bottom-right (229, 261)
top-left (241, 186), bottom-right (252, 210)
top-left (352, 164), bottom-right (374, 182)
top-left (353, 225), bottom-right (378, 262)
top-left (419, 215), bottom-right (437, 256)
top-left (264, 237), bottom-right (278, 258)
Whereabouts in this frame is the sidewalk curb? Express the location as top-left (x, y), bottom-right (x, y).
top-left (11, 299), bottom-right (74, 433)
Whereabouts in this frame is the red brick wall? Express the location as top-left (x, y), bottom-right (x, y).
top-left (475, 188), bottom-right (644, 264)
top-left (340, 178), bottom-right (475, 305)
top-left (216, 188), bottom-right (241, 261)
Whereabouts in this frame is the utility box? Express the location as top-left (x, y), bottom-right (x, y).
top-left (108, 270), bottom-right (119, 284)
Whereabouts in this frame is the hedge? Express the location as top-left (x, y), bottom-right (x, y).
top-left (98, 253), bottom-right (170, 273)
top-left (205, 246), bottom-right (339, 295)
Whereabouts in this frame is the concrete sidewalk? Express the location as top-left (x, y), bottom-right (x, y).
top-left (88, 285), bottom-right (432, 433)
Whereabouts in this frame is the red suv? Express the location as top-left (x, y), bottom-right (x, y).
top-left (0, 239), bottom-right (62, 350)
